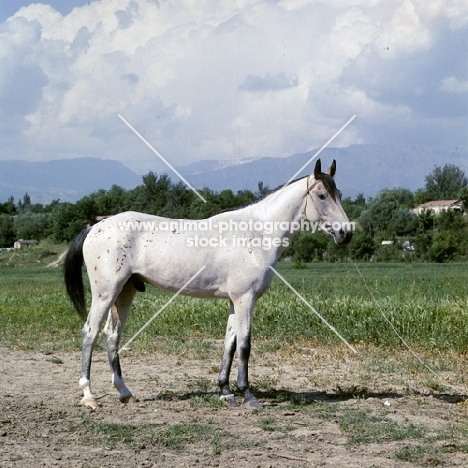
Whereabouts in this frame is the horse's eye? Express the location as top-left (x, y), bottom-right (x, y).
top-left (318, 193), bottom-right (327, 200)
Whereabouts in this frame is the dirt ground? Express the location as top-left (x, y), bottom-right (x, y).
top-left (1, 343), bottom-right (468, 468)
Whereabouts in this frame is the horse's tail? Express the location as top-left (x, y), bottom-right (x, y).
top-left (64, 226), bottom-right (91, 319)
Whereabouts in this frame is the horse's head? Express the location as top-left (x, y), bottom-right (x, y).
top-left (304, 159), bottom-right (353, 245)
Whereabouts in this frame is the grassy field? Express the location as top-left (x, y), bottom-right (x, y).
top-left (0, 258), bottom-right (467, 353)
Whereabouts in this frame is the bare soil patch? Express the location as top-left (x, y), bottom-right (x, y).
top-left (1, 343), bottom-right (468, 467)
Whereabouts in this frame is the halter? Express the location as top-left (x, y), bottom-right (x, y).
top-left (303, 175), bottom-right (321, 219)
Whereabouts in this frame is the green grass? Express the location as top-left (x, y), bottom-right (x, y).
top-left (126, 262), bottom-right (468, 352)
top-left (255, 402), bottom-right (427, 445)
top-left (318, 405), bottom-right (426, 445)
top-left (0, 241), bottom-right (67, 268)
top-left (257, 415), bottom-right (295, 434)
top-left (156, 423), bottom-right (221, 451)
top-left (65, 415), bottom-right (253, 455)
top-left (66, 417), bottom-right (221, 451)
top-left (64, 416), bottom-right (156, 450)
top-left (0, 267), bottom-right (83, 350)
top-left (0, 262), bottom-right (467, 351)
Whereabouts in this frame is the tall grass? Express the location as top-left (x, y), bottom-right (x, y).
top-left (0, 267), bottom-right (83, 350)
top-left (0, 262), bottom-right (467, 351)
top-left (126, 263), bottom-right (468, 351)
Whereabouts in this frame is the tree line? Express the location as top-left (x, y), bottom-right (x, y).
top-left (0, 164), bottom-right (467, 262)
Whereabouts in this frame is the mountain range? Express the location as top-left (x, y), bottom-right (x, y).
top-left (0, 158), bottom-right (141, 204)
top-left (1, 145), bottom-right (466, 204)
top-left (179, 145), bottom-right (468, 198)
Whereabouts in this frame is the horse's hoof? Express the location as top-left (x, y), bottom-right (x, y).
top-left (220, 394), bottom-right (239, 407)
top-left (120, 395), bottom-right (138, 404)
top-left (80, 396), bottom-right (98, 410)
top-left (243, 396), bottom-right (262, 410)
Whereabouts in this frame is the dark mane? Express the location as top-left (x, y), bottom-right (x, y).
top-left (220, 176), bottom-right (308, 213)
top-left (220, 172), bottom-right (338, 213)
top-left (220, 173), bottom-right (337, 213)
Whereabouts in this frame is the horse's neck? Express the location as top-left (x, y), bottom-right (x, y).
top-left (248, 179), bottom-right (310, 228)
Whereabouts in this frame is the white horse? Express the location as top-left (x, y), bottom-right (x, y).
top-left (64, 159), bottom-right (352, 410)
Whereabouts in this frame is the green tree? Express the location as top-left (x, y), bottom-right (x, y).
top-left (413, 188), bottom-right (431, 206)
top-left (411, 233), bottom-right (433, 259)
top-left (75, 195), bottom-right (99, 224)
top-left (424, 164), bottom-right (467, 200)
top-left (189, 188), bottom-right (225, 219)
top-left (49, 203), bottom-right (86, 242)
top-left (17, 192), bottom-right (32, 213)
top-left (256, 181), bottom-right (270, 197)
top-left (287, 231), bottom-right (329, 262)
top-left (0, 215), bottom-right (15, 248)
top-left (43, 199), bottom-right (60, 213)
top-left (416, 208), bottom-right (435, 232)
top-left (234, 189), bottom-right (256, 207)
top-left (140, 172), bottom-right (171, 214)
top-left (348, 230), bottom-right (375, 260)
top-left (458, 186), bottom-right (468, 211)
top-left (428, 232), bottom-right (460, 262)
top-left (358, 190), bottom-right (400, 237)
top-left (436, 208), bottom-right (465, 233)
top-left (125, 185), bottom-right (146, 213)
top-left (342, 193), bottom-right (366, 220)
top-left (0, 197), bottom-right (17, 215)
top-left (14, 213), bottom-right (50, 240)
top-left (165, 182), bottom-right (193, 218)
top-left (390, 209), bottom-right (418, 236)
top-left (391, 188), bottom-right (415, 208)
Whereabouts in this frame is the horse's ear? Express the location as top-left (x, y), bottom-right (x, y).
top-left (314, 159), bottom-right (322, 180)
top-left (326, 159), bottom-right (336, 178)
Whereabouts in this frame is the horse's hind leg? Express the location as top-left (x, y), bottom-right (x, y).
top-left (79, 296), bottom-right (115, 409)
top-left (102, 280), bottom-right (138, 404)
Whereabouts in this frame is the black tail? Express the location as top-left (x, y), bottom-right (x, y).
top-left (64, 227), bottom-right (91, 319)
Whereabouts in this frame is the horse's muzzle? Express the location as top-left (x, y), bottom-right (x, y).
top-left (335, 230), bottom-right (353, 245)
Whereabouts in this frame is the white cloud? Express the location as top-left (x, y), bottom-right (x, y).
top-left (374, 0), bottom-right (432, 57)
top-left (440, 76), bottom-right (468, 94)
top-left (0, 0), bottom-right (466, 175)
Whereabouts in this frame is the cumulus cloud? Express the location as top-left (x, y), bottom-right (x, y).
top-left (0, 0), bottom-right (466, 174)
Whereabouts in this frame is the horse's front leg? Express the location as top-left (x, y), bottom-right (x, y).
top-left (220, 295), bottom-right (262, 409)
top-left (218, 302), bottom-right (239, 407)
top-left (235, 295), bottom-right (262, 410)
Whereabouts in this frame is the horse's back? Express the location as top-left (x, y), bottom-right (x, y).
top-left (82, 210), bottom-right (276, 299)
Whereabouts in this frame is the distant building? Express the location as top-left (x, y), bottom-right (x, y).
top-left (14, 239), bottom-right (39, 249)
top-left (412, 200), bottom-right (463, 216)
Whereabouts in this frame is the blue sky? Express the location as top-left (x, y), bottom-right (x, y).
top-left (0, 1), bottom-right (91, 22)
top-left (0, 1), bottom-right (467, 175)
